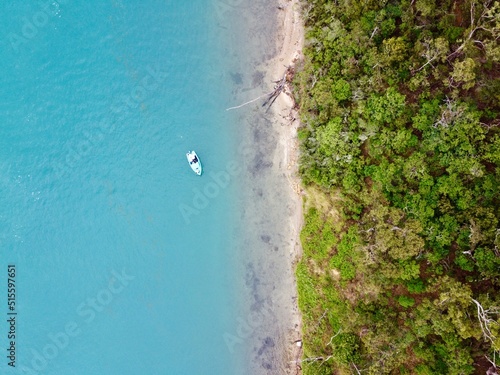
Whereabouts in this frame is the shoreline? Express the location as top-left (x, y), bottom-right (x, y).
top-left (263, 0), bottom-right (304, 372)
top-left (221, 1), bottom-right (305, 372)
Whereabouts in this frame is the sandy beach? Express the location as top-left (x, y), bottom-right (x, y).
top-left (264, 1), bottom-right (305, 372)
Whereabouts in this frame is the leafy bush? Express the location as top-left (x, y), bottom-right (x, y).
top-left (398, 295), bottom-right (416, 308)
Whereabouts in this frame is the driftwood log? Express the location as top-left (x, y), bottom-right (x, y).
top-left (262, 65), bottom-right (295, 112)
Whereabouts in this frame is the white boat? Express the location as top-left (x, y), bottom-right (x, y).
top-left (186, 151), bottom-right (202, 175)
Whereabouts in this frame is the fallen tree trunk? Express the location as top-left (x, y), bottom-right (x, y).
top-left (262, 65), bottom-right (295, 112)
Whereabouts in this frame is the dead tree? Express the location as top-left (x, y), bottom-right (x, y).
top-left (448, 0), bottom-right (500, 59)
top-left (262, 65), bottom-right (295, 112)
top-left (471, 298), bottom-right (499, 344)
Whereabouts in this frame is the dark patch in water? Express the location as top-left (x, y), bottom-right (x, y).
top-left (252, 70), bottom-right (265, 86)
top-left (251, 299), bottom-right (265, 312)
top-left (250, 151), bottom-right (273, 175)
top-left (257, 336), bottom-right (275, 356)
top-left (261, 234), bottom-right (271, 244)
top-left (262, 362), bottom-right (273, 370)
top-left (230, 72), bottom-right (243, 85)
top-left (245, 263), bottom-right (259, 290)
top-left (246, 263), bottom-right (265, 308)
top-left (253, 127), bottom-right (265, 142)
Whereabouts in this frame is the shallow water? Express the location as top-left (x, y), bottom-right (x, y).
top-left (218, 2), bottom-right (302, 373)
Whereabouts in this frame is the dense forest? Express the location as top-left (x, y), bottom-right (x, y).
top-left (294, 0), bottom-right (499, 374)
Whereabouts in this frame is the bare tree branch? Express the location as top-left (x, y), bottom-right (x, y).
top-left (471, 298), bottom-right (499, 344)
top-left (448, 0), bottom-right (497, 59)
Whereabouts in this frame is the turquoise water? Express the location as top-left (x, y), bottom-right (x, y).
top-left (0, 2), bottom-right (248, 374)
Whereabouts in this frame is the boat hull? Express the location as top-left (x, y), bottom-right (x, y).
top-left (186, 151), bottom-right (202, 175)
